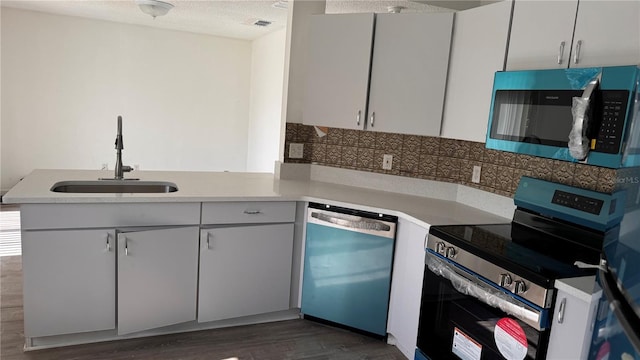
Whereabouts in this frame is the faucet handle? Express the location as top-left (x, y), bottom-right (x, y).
top-left (122, 165), bottom-right (133, 173)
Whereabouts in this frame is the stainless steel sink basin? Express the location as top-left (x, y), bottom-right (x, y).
top-left (51, 180), bottom-right (178, 193)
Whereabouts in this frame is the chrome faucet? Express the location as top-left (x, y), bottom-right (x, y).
top-left (113, 115), bottom-right (134, 180)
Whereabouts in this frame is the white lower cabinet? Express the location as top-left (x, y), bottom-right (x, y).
top-left (22, 229), bottom-right (116, 338)
top-left (546, 277), bottom-right (601, 360)
top-left (198, 223), bottom-right (294, 322)
top-left (387, 219), bottom-right (429, 359)
top-left (117, 226), bottom-right (199, 335)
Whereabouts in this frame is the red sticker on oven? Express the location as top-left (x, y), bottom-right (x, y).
top-left (494, 318), bottom-right (528, 360)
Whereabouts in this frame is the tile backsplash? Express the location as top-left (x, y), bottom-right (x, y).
top-left (284, 123), bottom-right (619, 198)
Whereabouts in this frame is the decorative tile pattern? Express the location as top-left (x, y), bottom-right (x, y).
top-left (439, 138), bottom-right (469, 159)
top-left (357, 148), bottom-right (375, 169)
top-left (437, 157), bottom-right (460, 180)
top-left (310, 143), bottom-right (326, 164)
top-left (327, 128), bottom-right (343, 145)
top-left (419, 155), bottom-right (439, 178)
top-left (421, 136), bottom-right (440, 156)
top-left (326, 145), bottom-right (342, 165)
top-left (376, 132), bottom-right (403, 151)
top-left (469, 142), bottom-right (485, 162)
top-left (551, 160), bottom-right (575, 186)
top-left (341, 146), bottom-right (358, 167)
top-left (573, 164), bottom-right (599, 191)
top-left (342, 129), bottom-right (359, 147)
top-left (285, 123), bottom-right (620, 198)
top-left (358, 131), bottom-right (376, 149)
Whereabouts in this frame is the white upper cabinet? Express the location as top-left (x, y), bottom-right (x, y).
top-left (441, 1), bottom-right (512, 142)
top-left (572, 1), bottom-right (640, 68)
top-left (303, 14), bottom-right (375, 130)
top-left (507, 0), bottom-right (640, 70)
top-left (367, 12), bottom-right (453, 136)
top-left (303, 12), bottom-right (454, 136)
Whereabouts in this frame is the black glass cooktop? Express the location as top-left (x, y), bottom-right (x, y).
top-left (429, 210), bottom-right (608, 287)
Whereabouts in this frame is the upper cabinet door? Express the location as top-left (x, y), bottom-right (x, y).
top-left (303, 14), bottom-right (374, 130)
top-left (367, 12), bottom-right (453, 136)
top-left (441, 1), bottom-right (512, 142)
top-left (506, 0), bottom-right (578, 70)
top-left (571, 1), bottom-right (640, 68)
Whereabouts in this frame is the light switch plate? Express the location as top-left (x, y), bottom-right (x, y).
top-left (382, 154), bottom-right (393, 170)
top-left (289, 143), bottom-right (304, 159)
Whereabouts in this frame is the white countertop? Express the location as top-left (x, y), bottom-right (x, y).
top-left (2, 169), bottom-right (509, 226)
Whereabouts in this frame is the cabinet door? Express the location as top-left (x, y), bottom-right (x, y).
top-left (506, 0), bottom-right (578, 70)
top-left (302, 14), bottom-right (374, 130)
top-left (367, 12), bottom-right (453, 136)
top-left (546, 287), bottom-right (600, 359)
top-left (117, 226), bottom-right (199, 335)
top-left (386, 219), bottom-right (429, 359)
top-left (571, 1), bottom-right (640, 68)
top-left (198, 224), bottom-right (294, 322)
top-left (441, 1), bottom-right (512, 142)
top-left (22, 229), bottom-right (116, 337)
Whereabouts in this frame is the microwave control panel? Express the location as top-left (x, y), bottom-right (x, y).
top-left (594, 90), bottom-right (629, 154)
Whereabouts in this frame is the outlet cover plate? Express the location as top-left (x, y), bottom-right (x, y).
top-left (289, 143), bottom-right (304, 159)
top-left (383, 154), bottom-right (393, 170)
top-left (472, 165), bottom-right (481, 183)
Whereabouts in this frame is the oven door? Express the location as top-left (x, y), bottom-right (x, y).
top-left (416, 251), bottom-right (550, 360)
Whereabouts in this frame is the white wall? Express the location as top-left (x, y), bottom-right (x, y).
top-left (246, 28), bottom-right (286, 173)
top-left (1, 8), bottom-right (252, 191)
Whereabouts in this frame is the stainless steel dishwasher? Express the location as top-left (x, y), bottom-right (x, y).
top-left (301, 202), bottom-right (397, 337)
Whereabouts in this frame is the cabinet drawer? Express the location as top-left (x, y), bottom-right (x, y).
top-left (21, 203), bottom-right (201, 230)
top-left (201, 202), bottom-right (296, 224)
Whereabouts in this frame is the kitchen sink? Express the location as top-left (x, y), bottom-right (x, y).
top-left (50, 180), bottom-right (178, 193)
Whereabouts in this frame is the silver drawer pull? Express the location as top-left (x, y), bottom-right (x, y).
top-left (243, 210), bottom-right (262, 215)
top-left (574, 40), bottom-right (582, 64)
top-left (356, 110), bottom-right (361, 126)
top-left (124, 237), bottom-right (129, 256)
top-left (557, 41), bottom-right (565, 64)
top-left (206, 232), bottom-right (212, 250)
top-left (105, 234), bottom-right (111, 252)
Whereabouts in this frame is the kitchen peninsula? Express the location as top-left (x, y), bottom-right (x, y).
top-left (2, 168), bottom-right (509, 354)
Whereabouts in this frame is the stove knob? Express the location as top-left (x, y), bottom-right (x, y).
top-left (514, 280), bottom-right (527, 294)
top-left (446, 247), bottom-right (457, 259)
top-left (499, 273), bottom-right (512, 287)
top-left (436, 242), bottom-right (446, 254)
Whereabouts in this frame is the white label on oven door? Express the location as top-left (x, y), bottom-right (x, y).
top-left (452, 327), bottom-right (482, 360)
top-left (494, 318), bottom-right (528, 360)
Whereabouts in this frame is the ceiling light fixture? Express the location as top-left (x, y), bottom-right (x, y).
top-left (136, 0), bottom-right (174, 19)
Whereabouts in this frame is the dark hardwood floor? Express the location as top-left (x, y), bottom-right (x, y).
top-left (1, 256), bottom-right (406, 360)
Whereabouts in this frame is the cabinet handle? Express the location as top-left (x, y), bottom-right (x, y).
top-left (557, 41), bottom-right (565, 64)
top-left (370, 112), bottom-right (375, 128)
top-left (243, 210), bottom-right (262, 215)
top-left (557, 297), bottom-right (567, 324)
top-left (105, 234), bottom-right (111, 252)
top-left (574, 40), bottom-right (582, 64)
top-left (206, 232), bottom-right (212, 250)
top-left (356, 110), bottom-right (361, 126)
top-left (124, 237), bottom-right (129, 256)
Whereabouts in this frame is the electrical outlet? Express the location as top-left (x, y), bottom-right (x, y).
top-left (382, 154), bottom-right (393, 170)
top-left (472, 165), bottom-right (482, 183)
top-left (101, 163), bottom-right (109, 171)
top-left (289, 143), bottom-right (304, 159)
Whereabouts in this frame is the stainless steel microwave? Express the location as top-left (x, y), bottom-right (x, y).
top-left (486, 65), bottom-right (640, 168)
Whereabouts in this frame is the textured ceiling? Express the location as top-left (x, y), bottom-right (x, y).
top-left (1, 0), bottom-right (452, 40)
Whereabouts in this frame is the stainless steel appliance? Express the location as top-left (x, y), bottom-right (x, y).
top-left (486, 65), bottom-right (640, 168)
top-left (301, 203), bottom-right (397, 337)
top-left (415, 177), bottom-right (625, 360)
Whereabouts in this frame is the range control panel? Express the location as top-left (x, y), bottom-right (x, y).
top-left (552, 190), bottom-right (604, 215)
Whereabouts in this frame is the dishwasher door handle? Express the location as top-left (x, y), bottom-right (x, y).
top-left (307, 209), bottom-right (396, 239)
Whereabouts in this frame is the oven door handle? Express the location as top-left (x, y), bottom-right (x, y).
top-left (427, 252), bottom-right (546, 331)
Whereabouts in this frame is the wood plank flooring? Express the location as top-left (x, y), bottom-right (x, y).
top-left (1, 255), bottom-right (406, 360)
